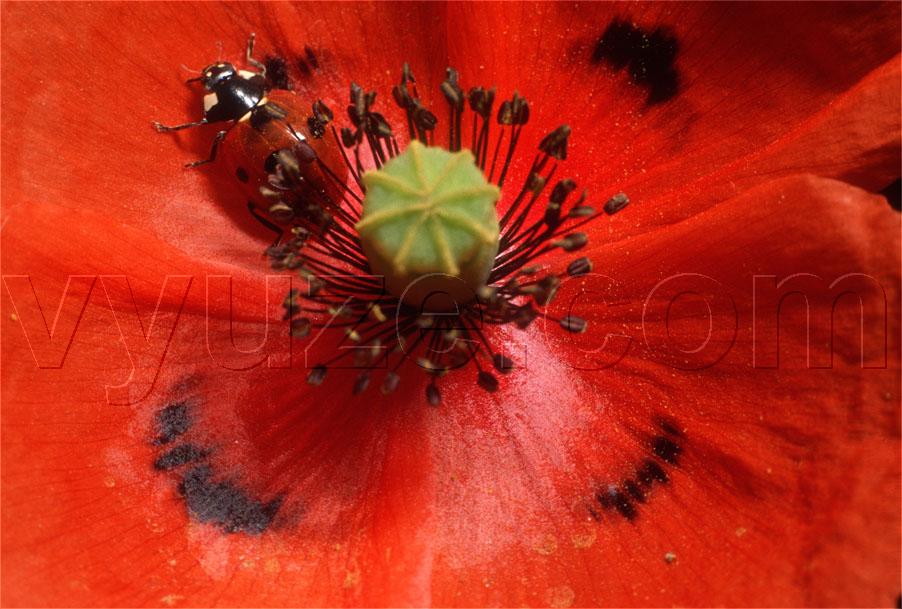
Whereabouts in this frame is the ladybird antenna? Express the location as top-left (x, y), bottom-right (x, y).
top-left (181, 64), bottom-right (204, 84)
top-left (216, 40), bottom-right (224, 61)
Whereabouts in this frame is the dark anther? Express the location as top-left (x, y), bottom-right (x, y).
top-left (281, 288), bottom-right (301, 318)
top-left (353, 372), bottom-right (371, 395)
top-left (426, 383), bottom-right (442, 406)
top-left (567, 257), bottom-right (593, 277)
top-left (340, 127), bottom-right (356, 148)
top-left (307, 100), bottom-right (333, 138)
top-left (568, 204), bottom-right (595, 218)
top-left (560, 315), bottom-right (587, 333)
top-left (381, 372), bottom-right (400, 394)
top-left (441, 67), bottom-right (465, 110)
top-left (290, 317), bottom-right (311, 338)
top-left (515, 306), bottom-right (539, 329)
top-left (539, 125), bottom-right (571, 160)
top-left (533, 275), bottom-right (561, 307)
top-left (392, 84), bottom-right (411, 109)
top-left (307, 365), bottom-right (327, 386)
top-left (492, 353), bottom-right (515, 374)
top-left (651, 435), bottom-right (682, 464)
top-left (554, 232), bottom-right (589, 252)
top-left (468, 86), bottom-right (496, 119)
top-left (413, 106), bottom-right (437, 131)
top-left (497, 93), bottom-right (529, 126)
top-left (603, 192), bottom-right (630, 215)
top-left (348, 82), bottom-right (366, 125)
top-left (544, 200), bottom-right (562, 228)
top-left (367, 112), bottom-right (393, 138)
top-left (392, 65), bottom-right (417, 113)
top-left (526, 172), bottom-right (546, 193)
top-left (477, 370), bottom-right (499, 393)
top-left (549, 179), bottom-right (577, 204)
top-left (401, 62), bottom-right (415, 84)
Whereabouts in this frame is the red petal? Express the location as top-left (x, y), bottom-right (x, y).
top-left (2, 2), bottom-right (900, 607)
top-left (435, 178), bottom-right (902, 606)
top-left (4, 175), bottom-right (899, 607)
top-left (447, 3), bottom-right (900, 237)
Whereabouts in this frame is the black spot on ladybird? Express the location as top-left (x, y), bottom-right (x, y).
top-left (236, 166), bottom-right (249, 183)
top-left (154, 402), bottom-right (190, 445)
top-left (880, 178), bottom-right (900, 212)
top-left (178, 465), bottom-right (282, 534)
top-left (264, 151), bottom-right (281, 174)
top-left (154, 443), bottom-right (207, 471)
top-left (592, 19), bottom-right (679, 105)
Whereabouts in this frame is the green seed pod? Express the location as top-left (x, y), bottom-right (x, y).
top-left (356, 141), bottom-right (500, 311)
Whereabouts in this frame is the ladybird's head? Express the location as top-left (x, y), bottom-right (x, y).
top-left (191, 62), bottom-right (237, 91)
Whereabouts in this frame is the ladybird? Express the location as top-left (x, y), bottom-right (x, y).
top-left (153, 34), bottom-right (340, 232)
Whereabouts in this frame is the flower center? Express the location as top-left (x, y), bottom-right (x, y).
top-left (356, 141), bottom-right (500, 311)
top-left (262, 64), bottom-right (631, 404)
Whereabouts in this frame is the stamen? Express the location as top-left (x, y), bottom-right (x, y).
top-left (260, 64), bottom-right (632, 404)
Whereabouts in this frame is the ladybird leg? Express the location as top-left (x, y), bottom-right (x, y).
top-left (247, 202), bottom-right (284, 246)
top-left (152, 119), bottom-right (207, 132)
top-left (185, 130), bottom-right (228, 168)
top-left (245, 32), bottom-right (266, 76)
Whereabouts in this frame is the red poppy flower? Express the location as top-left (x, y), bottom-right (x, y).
top-left (2, 2), bottom-right (900, 607)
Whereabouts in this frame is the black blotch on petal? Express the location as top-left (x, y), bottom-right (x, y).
top-left (592, 19), bottom-right (680, 105)
top-left (304, 46), bottom-right (319, 69)
top-left (623, 479), bottom-right (647, 503)
top-left (264, 55), bottom-right (292, 90)
top-left (154, 443), bottom-right (207, 471)
top-left (659, 417), bottom-right (683, 438)
top-left (880, 178), bottom-right (901, 212)
top-left (178, 465), bottom-right (282, 534)
top-left (297, 46), bottom-right (320, 78)
top-left (592, 417), bottom-right (685, 522)
top-left (154, 402), bottom-right (190, 445)
top-left (597, 486), bottom-right (637, 520)
top-left (637, 458), bottom-right (669, 486)
top-left (651, 435), bottom-right (682, 465)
